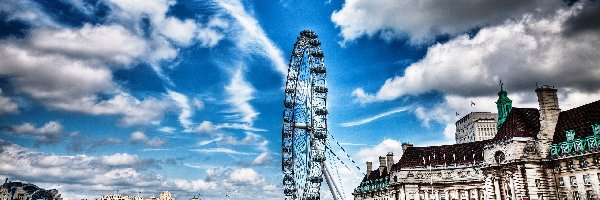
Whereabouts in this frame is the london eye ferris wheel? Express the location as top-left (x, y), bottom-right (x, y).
top-left (282, 30), bottom-right (345, 200)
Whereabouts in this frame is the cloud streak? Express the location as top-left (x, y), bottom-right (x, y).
top-left (217, 0), bottom-right (287, 76)
top-left (191, 147), bottom-right (255, 155)
top-left (340, 106), bottom-right (411, 127)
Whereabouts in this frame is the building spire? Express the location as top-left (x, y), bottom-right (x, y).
top-left (496, 80), bottom-right (512, 129)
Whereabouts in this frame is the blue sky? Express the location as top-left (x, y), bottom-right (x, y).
top-left (1, 0), bottom-right (599, 199)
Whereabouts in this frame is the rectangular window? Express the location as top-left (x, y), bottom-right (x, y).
top-left (574, 191), bottom-right (580, 200)
top-left (585, 174), bottom-right (592, 185)
top-left (561, 192), bottom-right (567, 200)
top-left (559, 177), bottom-right (565, 186)
top-left (535, 179), bottom-right (541, 187)
top-left (587, 191), bottom-right (595, 200)
top-left (568, 161), bottom-right (575, 170)
top-left (571, 176), bottom-right (578, 186)
top-left (537, 193), bottom-right (543, 200)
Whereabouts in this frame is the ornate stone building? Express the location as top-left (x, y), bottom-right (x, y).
top-left (0, 179), bottom-right (65, 200)
top-left (353, 86), bottom-right (600, 200)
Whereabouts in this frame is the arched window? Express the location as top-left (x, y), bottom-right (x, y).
top-left (494, 151), bottom-right (505, 165)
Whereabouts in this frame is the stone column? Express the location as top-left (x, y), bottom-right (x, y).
top-left (494, 176), bottom-right (502, 200)
top-left (445, 190), bottom-right (449, 200)
top-left (455, 189), bottom-right (459, 200)
top-left (467, 189), bottom-right (472, 200)
top-left (426, 190), bottom-right (431, 200)
top-left (508, 174), bottom-right (516, 200)
top-left (484, 173), bottom-right (495, 200)
top-left (400, 186), bottom-right (405, 200)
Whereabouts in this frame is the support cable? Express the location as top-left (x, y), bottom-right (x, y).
top-left (326, 140), bottom-right (361, 180)
top-left (328, 132), bottom-right (366, 176)
top-left (328, 148), bottom-right (347, 198)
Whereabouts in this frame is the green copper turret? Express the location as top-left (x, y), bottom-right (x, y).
top-left (496, 82), bottom-right (512, 129)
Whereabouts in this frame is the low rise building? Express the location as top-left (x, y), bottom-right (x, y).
top-left (0, 179), bottom-right (64, 200)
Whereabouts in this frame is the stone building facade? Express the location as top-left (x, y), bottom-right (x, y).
top-left (455, 112), bottom-right (498, 144)
top-left (0, 179), bottom-right (64, 200)
top-left (353, 86), bottom-right (600, 200)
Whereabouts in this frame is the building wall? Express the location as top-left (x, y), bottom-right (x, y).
top-left (456, 113), bottom-right (498, 144)
top-left (554, 154), bottom-right (600, 200)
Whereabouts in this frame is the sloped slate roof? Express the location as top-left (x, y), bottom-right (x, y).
top-left (494, 108), bottom-right (540, 139)
top-left (553, 100), bottom-right (600, 143)
top-left (362, 167), bottom-right (388, 182)
top-left (395, 140), bottom-right (490, 169)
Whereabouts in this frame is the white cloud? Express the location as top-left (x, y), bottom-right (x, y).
top-left (0, 26), bottom-right (170, 126)
top-left (158, 126), bottom-right (176, 134)
top-left (107, 0), bottom-right (225, 60)
top-left (193, 121), bottom-right (268, 134)
top-left (85, 94), bottom-right (169, 126)
top-left (191, 147), bottom-right (255, 155)
top-left (349, 5), bottom-right (600, 150)
top-left (352, 5), bottom-right (600, 104)
top-left (0, 89), bottom-right (18, 115)
top-left (229, 168), bottom-right (264, 186)
top-left (331, 0), bottom-right (561, 43)
top-left (101, 153), bottom-right (140, 166)
top-left (217, 0), bottom-right (287, 76)
top-left (216, 123), bottom-right (268, 132)
top-left (175, 167), bottom-right (279, 199)
top-left (196, 137), bottom-right (222, 146)
top-left (173, 179), bottom-right (217, 191)
top-left (160, 17), bottom-right (198, 46)
top-left (195, 121), bottom-right (216, 133)
top-left (192, 97), bottom-right (205, 110)
top-left (0, 142), bottom-right (164, 197)
top-left (167, 90), bottom-right (193, 130)
top-left (130, 131), bottom-right (166, 148)
top-left (354, 138), bottom-right (403, 164)
top-left (0, 141), bottom-right (281, 199)
top-left (340, 106), bottom-right (411, 127)
top-left (9, 121), bottom-right (64, 145)
top-left (0, 0), bottom-right (59, 27)
top-left (252, 152), bottom-right (270, 165)
top-left (224, 67), bottom-right (259, 124)
top-left (0, 0), bottom-right (228, 127)
top-left (29, 24), bottom-right (147, 66)
top-left (197, 17), bottom-right (229, 48)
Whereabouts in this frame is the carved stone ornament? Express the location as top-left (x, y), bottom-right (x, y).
top-left (524, 141), bottom-right (539, 155)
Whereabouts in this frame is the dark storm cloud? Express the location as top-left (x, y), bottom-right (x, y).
top-left (332, 0), bottom-right (566, 43)
top-left (563, 0), bottom-right (600, 35)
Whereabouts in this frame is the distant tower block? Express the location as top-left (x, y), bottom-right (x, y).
top-left (455, 112), bottom-right (498, 144)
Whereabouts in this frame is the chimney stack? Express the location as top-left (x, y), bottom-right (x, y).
top-left (366, 161), bottom-right (372, 177)
top-left (535, 86), bottom-right (561, 158)
top-left (402, 143), bottom-right (413, 152)
top-left (386, 152), bottom-right (394, 170)
top-left (378, 156), bottom-right (386, 174)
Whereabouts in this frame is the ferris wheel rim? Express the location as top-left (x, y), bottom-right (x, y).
top-left (282, 29), bottom-right (328, 200)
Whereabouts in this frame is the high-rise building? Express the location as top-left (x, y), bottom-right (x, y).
top-left (455, 112), bottom-right (498, 144)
